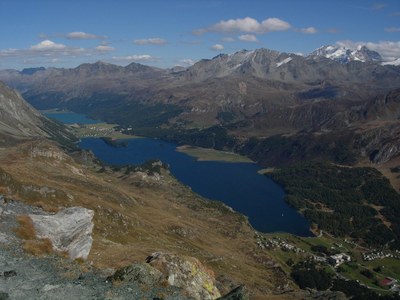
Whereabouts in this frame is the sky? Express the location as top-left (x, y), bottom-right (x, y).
top-left (0, 0), bottom-right (399, 70)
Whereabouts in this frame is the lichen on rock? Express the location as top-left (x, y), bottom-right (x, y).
top-left (107, 263), bottom-right (163, 286)
top-left (146, 252), bottom-right (221, 300)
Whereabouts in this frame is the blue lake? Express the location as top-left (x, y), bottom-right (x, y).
top-left (80, 138), bottom-right (312, 236)
top-left (49, 112), bottom-right (312, 236)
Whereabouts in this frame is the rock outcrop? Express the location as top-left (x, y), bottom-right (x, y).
top-left (108, 263), bottom-right (163, 286)
top-left (217, 285), bottom-right (249, 300)
top-left (0, 82), bottom-right (47, 140)
top-left (146, 252), bottom-right (221, 300)
top-left (29, 207), bottom-right (94, 260)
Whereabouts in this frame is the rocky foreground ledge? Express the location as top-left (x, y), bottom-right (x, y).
top-left (0, 198), bottom-right (249, 299)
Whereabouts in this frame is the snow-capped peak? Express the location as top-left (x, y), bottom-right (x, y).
top-left (310, 45), bottom-right (382, 63)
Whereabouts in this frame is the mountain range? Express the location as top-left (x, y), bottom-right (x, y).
top-left (0, 45), bottom-right (400, 167)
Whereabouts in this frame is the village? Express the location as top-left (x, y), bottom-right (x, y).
top-left (70, 123), bottom-right (129, 139)
top-left (362, 250), bottom-right (400, 261)
top-left (255, 232), bottom-right (400, 295)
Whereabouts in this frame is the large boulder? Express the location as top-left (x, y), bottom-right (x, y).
top-left (29, 207), bottom-right (94, 260)
top-left (107, 263), bottom-right (163, 286)
top-left (146, 252), bottom-right (221, 300)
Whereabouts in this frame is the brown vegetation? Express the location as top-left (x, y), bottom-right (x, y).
top-left (15, 214), bottom-right (53, 256)
top-left (23, 238), bottom-right (53, 256)
top-left (15, 215), bottom-right (36, 240)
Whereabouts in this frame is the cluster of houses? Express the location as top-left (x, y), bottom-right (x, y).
top-left (344, 238), bottom-right (359, 247)
top-left (255, 234), bottom-right (353, 268)
top-left (311, 255), bottom-right (327, 263)
top-left (309, 253), bottom-right (352, 267)
top-left (257, 237), bottom-right (305, 253)
top-left (79, 125), bottom-right (115, 137)
top-left (362, 250), bottom-right (400, 261)
top-left (328, 253), bottom-right (351, 267)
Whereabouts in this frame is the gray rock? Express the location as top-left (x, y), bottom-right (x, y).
top-left (29, 207), bottom-right (94, 260)
top-left (371, 139), bottom-right (400, 164)
top-left (0, 292), bottom-right (9, 300)
top-left (146, 252), bottom-right (221, 300)
top-left (2, 271), bottom-right (16, 278)
top-left (217, 285), bottom-right (249, 300)
top-left (108, 263), bottom-right (163, 286)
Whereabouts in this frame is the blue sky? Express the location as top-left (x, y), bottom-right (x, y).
top-left (0, 0), bottom-right (399, 69)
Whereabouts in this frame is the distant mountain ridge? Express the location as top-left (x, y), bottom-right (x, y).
top-left (0, 46), bottom-right (400, 165)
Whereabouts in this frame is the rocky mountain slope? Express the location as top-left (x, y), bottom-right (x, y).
top-left (0, 81), bottom-right (51, 141)
top-left (0, 81), bottom-right (76, 147)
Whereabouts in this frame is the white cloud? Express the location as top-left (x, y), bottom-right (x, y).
top-left (222, 37), bottom-right (235, 42)
top-left (95, 45), bottom-right (115, 52)
top-left (0, 40), bottom-right (114, 62)
top-left (238, 34), bottom-right (258, 42)
top-left (211, 17), bottom-right (261, 33)
top-left (298, 27), bottom-right (318, 34)
top-left (337, 40), bottom-right (400, 61)
top-left (211, 44), bottom-right (224, 51)
top-left (260, 18), bottom-right (291, 32)
top-left (0, 48), bottom-right (19, 57)
top-left (195, 17), bottom-right (291, 35)
top-left (112, 54), bottom-right (155, 62)
top-left (66, 31), bottom-right (105, 40)
top-left (30, 40), bottom-right (66, 51)
top-left (385, 27), bottom-right (400, 32)
top-left (134, 38), bottom-right (167, 45)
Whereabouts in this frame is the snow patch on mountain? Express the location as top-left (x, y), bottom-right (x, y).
top-left (276, 57), bottom-right (292, 67)
top-left (382, 58), bottom-right (400, 66)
